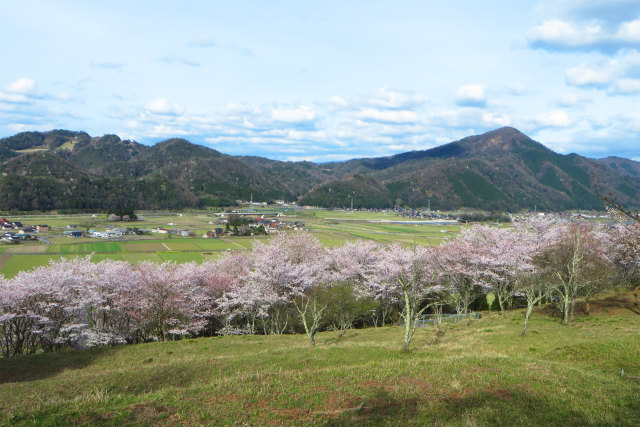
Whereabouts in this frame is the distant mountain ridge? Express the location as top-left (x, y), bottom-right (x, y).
top-left (0, 127), bottom-right (638, 211)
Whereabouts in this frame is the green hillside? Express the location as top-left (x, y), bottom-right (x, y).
top-left (1, 127), bottom-right (639, 211)
top-left (1, 291), bottom-right (638, 425)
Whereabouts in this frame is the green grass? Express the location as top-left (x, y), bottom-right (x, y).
top-left (46, 242), bottom-right (124, 254)
top-left (1, 299), bottom-right (639, 425)
top-left (156, 251), bottom-right (204, 263)
top-left (0, 254), bottom-right (63, 277)
top-left (193, 239), bottom-right (240, 251)
top-left (117, 253), bottom-right (163, 264)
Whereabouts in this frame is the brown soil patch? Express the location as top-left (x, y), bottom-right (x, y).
top-left (4, 245), bottom-right (45, 254)
top-left (537, 288), bottom-right (640, 317)
top-left (325, 393), bottom-right (360, 412)
top-left (485, 387), bottom-right (513, 400)
top-left (128, 402), bottom-right (177, 423)
top-left (264, 407), bottom-right (312, 424)
top-left (397, 376), bottom-right (434, 394)
top-left (360, 379), bottom-right (397, 393)
top-left (0, 254), bottom-right (11, 270)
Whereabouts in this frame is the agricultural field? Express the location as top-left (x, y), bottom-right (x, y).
top-left (0, 292), bottom-right (638, 425)
top-left (0, 209), bottom-right (463, 277)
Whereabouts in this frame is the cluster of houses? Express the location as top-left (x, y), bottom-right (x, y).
top-left (88, 227), bottom-right (150, 239)
top-left (396, 209), bottom-right (458, 221)
top-left (1, 218), bottom-right (50, 243)
top-left (203, 216), bottom-right (307, 237)
top-left (151, 228), bottom-right (192, 237)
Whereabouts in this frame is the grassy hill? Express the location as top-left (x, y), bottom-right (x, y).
top-left (1, 291), bottom-right (639, 425)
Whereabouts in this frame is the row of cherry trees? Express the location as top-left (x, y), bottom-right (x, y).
top-left (0, 217), bottom-right (635, 356)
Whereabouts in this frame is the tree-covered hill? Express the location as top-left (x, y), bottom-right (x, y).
top-left (0, 127), bottom-right (638, 211)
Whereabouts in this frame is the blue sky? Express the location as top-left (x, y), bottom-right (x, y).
top-left (2, 0), bottom-right (640, 162)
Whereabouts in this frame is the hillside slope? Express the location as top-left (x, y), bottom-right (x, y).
top-left (1, 292), bottom-right (638, 425)
top-left (0, 127), bottom-right (638, 211)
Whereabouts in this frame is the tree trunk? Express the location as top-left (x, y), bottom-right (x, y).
top-left (522, 302), bottom-right (534, 336)
top-left (562, 294), bottom-right (570, 326)
top-left (537, 291), bottom-right (543, 307)
top-left (569, 300), bottom-right (575, 321)
top-left (402, 290), bottom-right (413, 351)
top-left (585, 298), bottom-right (591, 316)
top-left (434, 304), bottom-right (443, 337)
top-left (498, 296), bottom-right (505, 316)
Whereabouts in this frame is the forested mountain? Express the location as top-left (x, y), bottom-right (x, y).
top-left (0, 127), bottom-right (638, 211)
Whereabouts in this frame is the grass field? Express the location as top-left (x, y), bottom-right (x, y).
top-left (0, 292), bottom-right (638, 425)
top-left (0, 254), bottom-right (63, 277)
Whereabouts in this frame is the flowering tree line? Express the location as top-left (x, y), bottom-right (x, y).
top-left (0, 216), bottom-right (637, 356)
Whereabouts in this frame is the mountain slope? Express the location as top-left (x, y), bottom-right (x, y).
top-left (0, 127), bottom-right (638, 211)
top-left (301, 127), bottom-right (639, 210)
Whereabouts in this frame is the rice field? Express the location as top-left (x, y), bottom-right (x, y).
top-left (0, 209), bottom-right (463, 277)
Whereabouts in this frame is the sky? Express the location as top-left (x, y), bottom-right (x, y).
top-left (2, 0), bottom-right (640, 162)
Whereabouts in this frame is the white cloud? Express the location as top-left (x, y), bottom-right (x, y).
top-left (610, 78), bottom-right (640, 94)
top-left (616, 19), bottom-right (640, 41)
top-left (0, 78), bottom-right (38, 104)
top-left (367, 88), bottom-right (426, 110)
top-left (145, 98), bottom-right (185, 116)
top-left (565, 63), bottom-right (616, 86)
top-left (530, 19), bottom-right (604, 47)
top-left (506, 83), bottom-right (526, 96)
top-left (147, 124), bottom-right (191, 137)
top-left (359, 108), bottom-right (417, 123)
top-left (330, 96), bottom-right (347, 107)
top-left (7, 123), bottom-right (51, 133)
top-left (536, 110), bottom-right (573, 128)
top-left (456, 84), bottom-right (486, 107)
top-left (557, 93), bottom-right (593, 107)
top-left (564, 53), bottom-right (640, 93)
top-left (482, 112), bottom-right (512, 127)
top-left (0, 92), bottom-right (29, 103)
top-left (427, 108), bottom-right (485, 129)
top-left (6, 78), bottom-right (36, 94)
top-left (271, 106), bottom-right (315, 123)
top-left (529, 16), bottom-right (640, 53)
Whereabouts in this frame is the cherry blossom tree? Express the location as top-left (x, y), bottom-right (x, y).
top-left (324, 240), bottom-right (383, 329)
top-left (251, 232), bottom-right (327, 345)
top-left (224, 232), bottom-right (327, 344)
top-left (534, 220), bottom-right (614, 325)
top-left (367, 244), bottom-right (441, 350)
top-left (438, 236), bottom-right (486, 318)
top-left (130, 261), bottom-right (212, 341)
top-left (0, 276), bottom-right (40, 357)
top-left (466, 225), bottom-right (535, 316)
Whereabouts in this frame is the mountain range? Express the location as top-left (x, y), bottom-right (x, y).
top-left (0, 127), bottom-right (638, 212)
